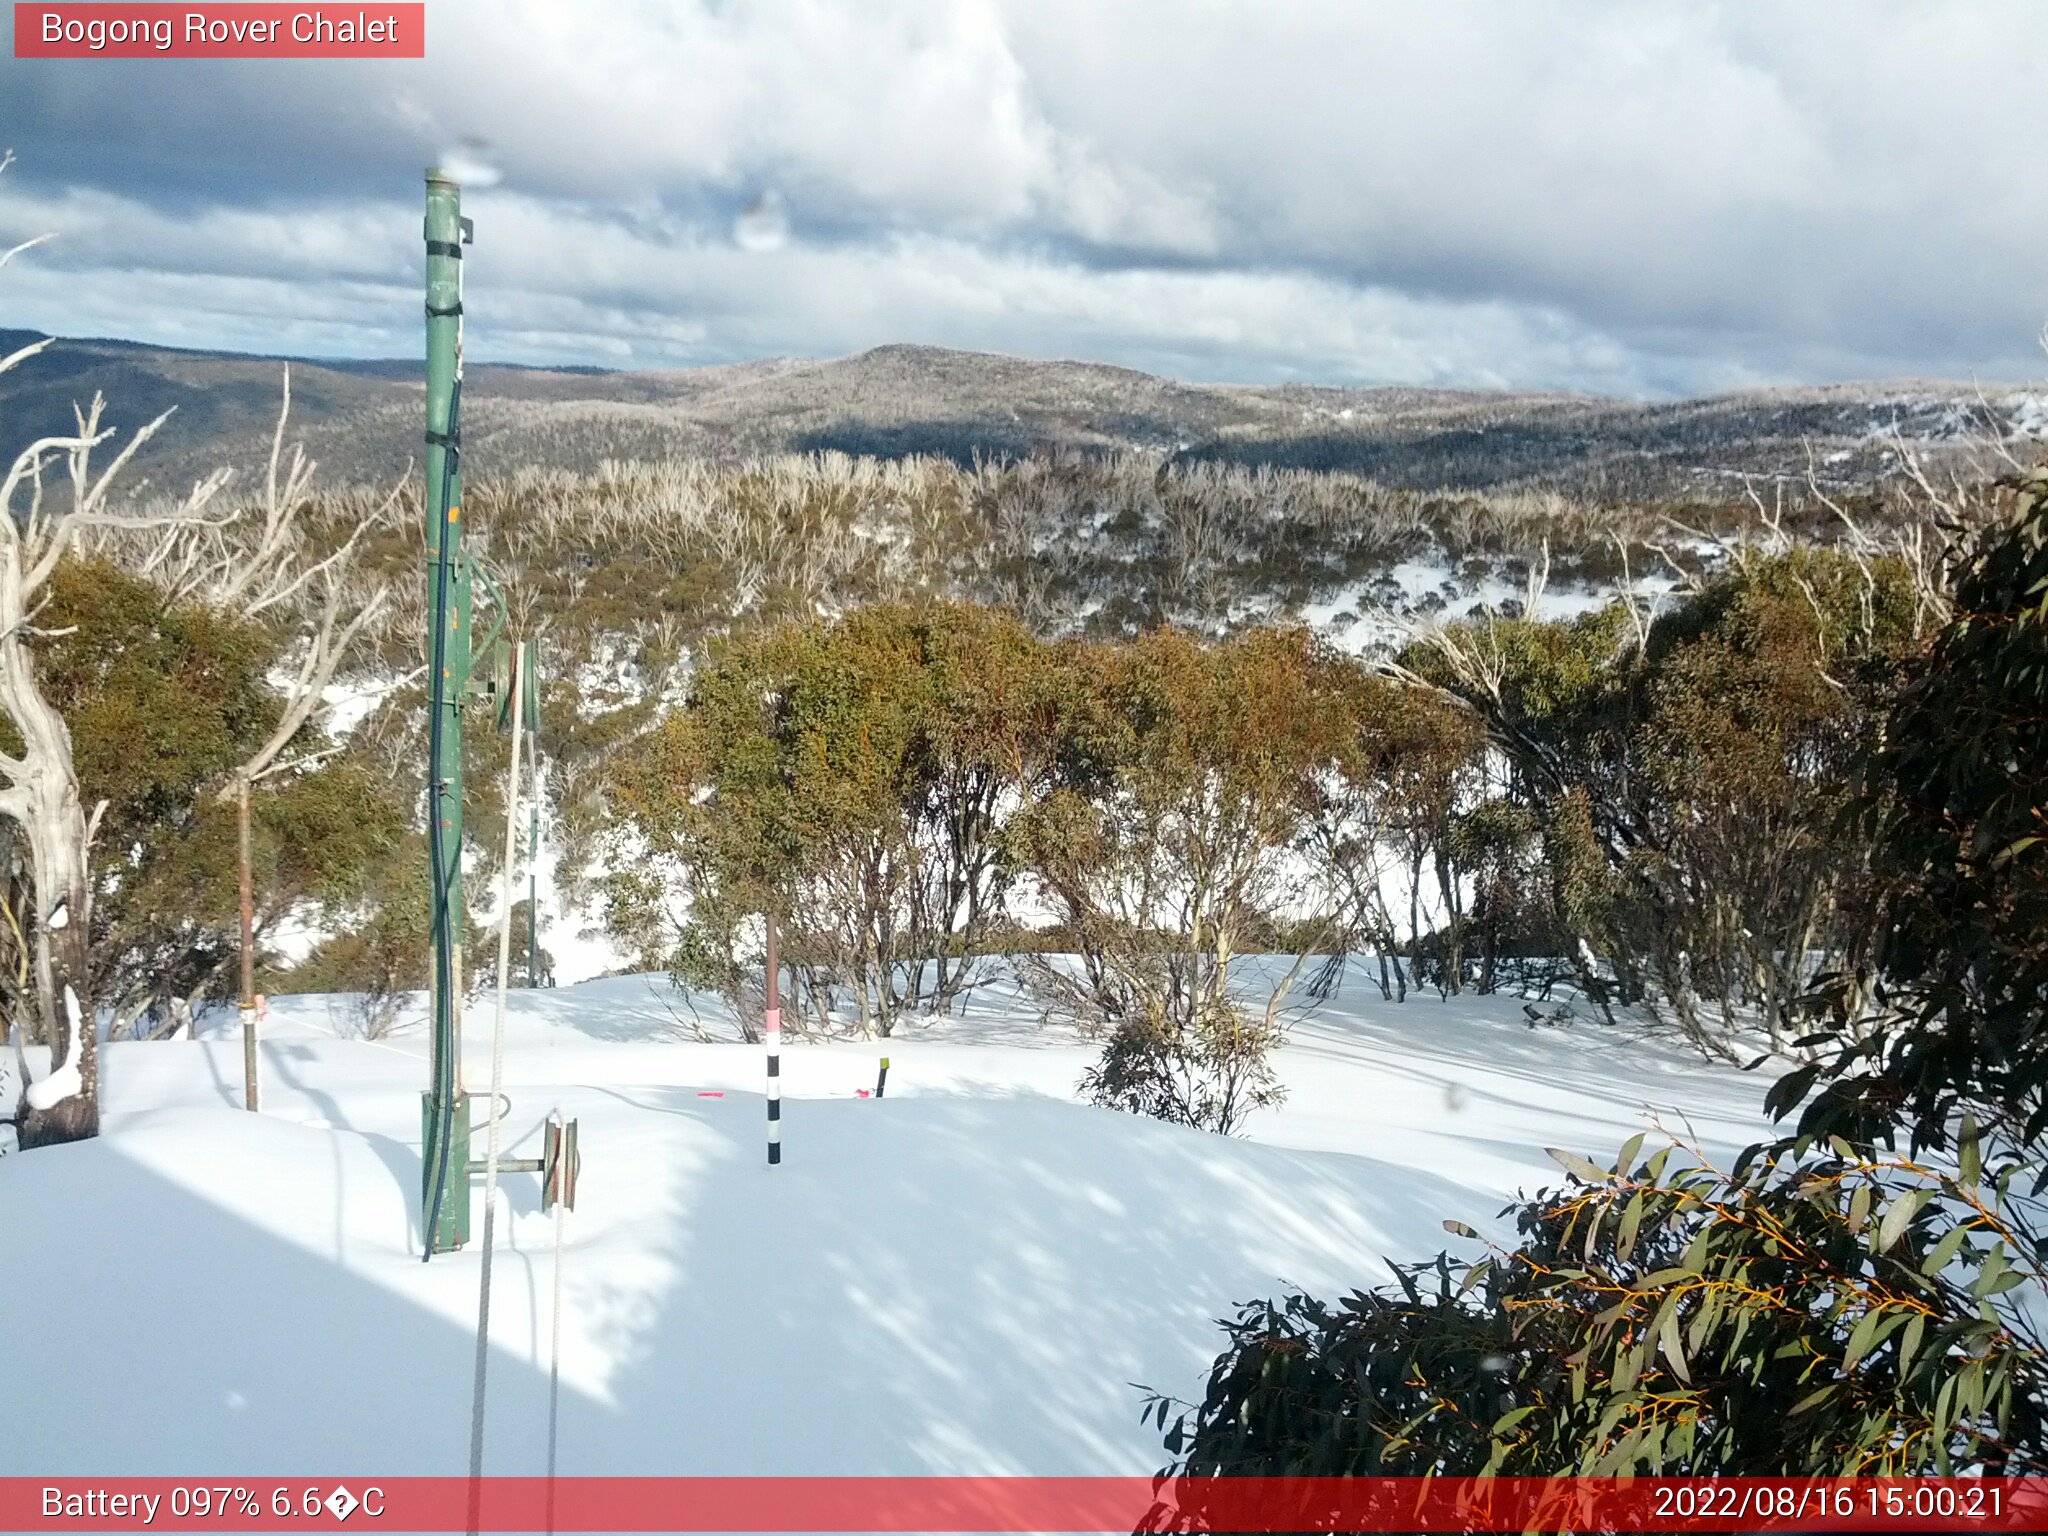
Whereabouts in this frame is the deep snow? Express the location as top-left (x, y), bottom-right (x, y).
top-left (0, 967), bottom-right (1772, 1477)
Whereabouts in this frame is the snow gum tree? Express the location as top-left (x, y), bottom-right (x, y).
top-left (1297, 680), bottom-right (1483, 1003)
top-left (1793, 469), bottom-right (2048, 1153)
top-left (611, 601), bottom-right (1066, 1036)
top-left (0, 557), bottom-right (403, 1047)
top-left (1149, 1134), bottom-right (2048, 1485)
top-left (1398, 548), bottom-right (1918, 1055)
top-left (0, 372), bottom-right (226, 1145)
top-left (0, 161), bottom-right (207, 1144)
top-left (1017, 626), bottom-right (1362, 1133)
top-left (1, 161), bottom-right (394, 1138)
top-left (1153, 474), bottom-right (2048, 1483)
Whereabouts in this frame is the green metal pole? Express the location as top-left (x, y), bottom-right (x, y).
top-left (422, 171), bottom-right (472, 1254)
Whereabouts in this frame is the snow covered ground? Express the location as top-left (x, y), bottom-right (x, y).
top-left (1, 968), bottom-right (1773, 1478)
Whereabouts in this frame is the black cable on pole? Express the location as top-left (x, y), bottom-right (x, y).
top-left (422, 378), bottom-right (463, 1262)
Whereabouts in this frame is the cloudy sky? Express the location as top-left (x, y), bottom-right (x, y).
top-left (4, 0), bottom-right (2045, 396)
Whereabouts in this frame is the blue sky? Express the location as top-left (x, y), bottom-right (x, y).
top-left (3, 0), bottom-right (2045, 396)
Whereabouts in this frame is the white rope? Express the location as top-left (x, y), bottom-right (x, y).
top-left (545, 1181), bottom-right (566, 1535)
top-left (467, 646), bottom-right (526, 1505)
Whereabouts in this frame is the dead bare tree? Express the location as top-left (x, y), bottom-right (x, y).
top-left (0, 370), bottom-right (228, 1143)
top-left (119, 373), bottom-right (404, 1104)
top-left (1, 160), bottom-right (397, 1142)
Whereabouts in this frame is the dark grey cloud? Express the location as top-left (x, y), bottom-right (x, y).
top-left (3, 0), bottom-right (2044, 394)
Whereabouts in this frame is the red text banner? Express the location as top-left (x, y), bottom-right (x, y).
top-left (3, 1477), bottom-right (2045, 1532)
top-left (13, 5), bottom-right (424, 58)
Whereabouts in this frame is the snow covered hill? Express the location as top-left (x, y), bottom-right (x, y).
top-left (3, 331), bottom-right (2036, 495)
top-left (1, 971), bottom-right (1772, 1477)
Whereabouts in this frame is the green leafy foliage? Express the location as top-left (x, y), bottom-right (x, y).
top-left (280, 831), bottom-right (482, 1034)
top-left (608, 601), bottom-right (1069, 1036)
top-left (1019, 626), bottom-right (1367, 1131)
top-left (1407, 548), bottom-right (1916, 1053)
top-left (1153, 1137), bottom-right (2048, 1483)
top-left (1795, 474), bottom-right (2048, 1152)
top-left (1154, 490), bottom-right (2048, 1485)
top-left (0, 559), bottom-right (402, 1037)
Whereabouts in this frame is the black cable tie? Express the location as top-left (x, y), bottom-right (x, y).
top-left (425, 240), bottom-right (465, 259)
top-left (425, 301), bottom-right (463, 317)
top-left (425, 429), bottom-right (461, 449)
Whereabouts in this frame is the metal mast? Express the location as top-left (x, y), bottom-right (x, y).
top-left (415, 181), bottom-right (576, 1259)
top-left (422, 170), bottom-right (475, 1255)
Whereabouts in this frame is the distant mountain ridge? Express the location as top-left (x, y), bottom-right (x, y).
top-left (0, 330), bottom-right (2035, 498)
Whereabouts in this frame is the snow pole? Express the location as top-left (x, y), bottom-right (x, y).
top-left (422, 168), bottom-right (475, 1258)
top-left (765, 911), bottom-right (781, 1166)
top-left (876, 1056), bottom-right (889, 1098)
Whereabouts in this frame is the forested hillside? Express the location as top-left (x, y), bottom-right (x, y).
top-left (1, 329), bottom-right (2035, 494)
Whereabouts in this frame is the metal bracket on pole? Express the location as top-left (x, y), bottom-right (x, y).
top-left (543, 1114), bottom-right (580, 1213)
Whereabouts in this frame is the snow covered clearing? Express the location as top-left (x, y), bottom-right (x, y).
top-left (1, 967), bottom-right (1773, 1477)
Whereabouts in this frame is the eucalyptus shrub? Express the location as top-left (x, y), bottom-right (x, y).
top-left (1796, 471), bottom-right (2048, 1154)
top-left (1152, 1134), bottom-right (2048, 1484)
top-left (1154, 478), bottom-right (2048, 1485)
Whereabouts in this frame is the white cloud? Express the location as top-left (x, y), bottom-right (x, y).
top-left (4, 0), bottom-right (2045, 391)
top-left (0, 188), bottom-right (1707, 393)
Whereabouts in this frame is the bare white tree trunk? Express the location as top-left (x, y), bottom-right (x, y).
top-left (0, 156), bottom-right (228, 1141)
top-left (0, 393), bottom-right (219, 1142)
top-left (15, 785), bottom-right (93, 1146)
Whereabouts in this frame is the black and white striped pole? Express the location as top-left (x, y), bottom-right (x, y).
top-left (765, 911), bottom-right (781, 1166)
